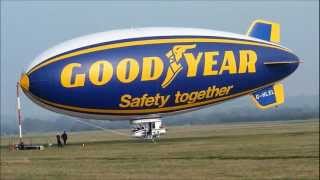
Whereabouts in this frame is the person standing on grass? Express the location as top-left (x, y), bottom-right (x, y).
top-left (61, 131), bottom-right (68, 145)
top-left (56, 133), bottom-right (62, 147)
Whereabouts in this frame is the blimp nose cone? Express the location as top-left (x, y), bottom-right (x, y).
top-left (19, 73), bottom-right (29, 91)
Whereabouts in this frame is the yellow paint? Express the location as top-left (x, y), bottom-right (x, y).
top-left (184, 52), bottom-right (203, 77)
top-left (270, 22), bottom-right (280, 43)
top-left (60, 63), bottom-right (85, 88)
top-left (19, 74), bottom-right (30, 91)
top-left (116, 58), bottom-right (139, 83)
top-left (238, 50), bottom-right (257, 73)
top-left (203, 51), bottom-right (219, 76)
top-left (89, 60), bottom-right (113, 86)
top-left (219, 51), bottom-right (237, 74)
top-left (274, 83), bottom-right (285, 104)
top-left (141, 57), bottom-right (163, 81)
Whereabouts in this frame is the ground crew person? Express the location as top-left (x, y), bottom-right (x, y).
top-left (56, 133), bottom-right (62, 147)
top-left (61, 131), bottom-right (68, 145)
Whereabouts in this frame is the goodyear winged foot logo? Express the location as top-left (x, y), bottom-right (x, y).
top-left (161, 44), bottom-right (196, 88)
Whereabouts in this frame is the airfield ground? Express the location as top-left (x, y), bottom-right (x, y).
top-left (1, 119), bottom-right (319, 180)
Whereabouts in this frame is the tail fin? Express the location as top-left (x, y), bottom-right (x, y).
top-left (246, 19), bottom-right (280, 43)
top-left (251, 83), bottom-right (285, 109)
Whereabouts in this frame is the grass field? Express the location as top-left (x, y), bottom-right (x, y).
top-left (1, 119), bottom-right (319, 180)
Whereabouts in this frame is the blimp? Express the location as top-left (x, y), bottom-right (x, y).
top-left (19, 19), bottom-right (300, 139)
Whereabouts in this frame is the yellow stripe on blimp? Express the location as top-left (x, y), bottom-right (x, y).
top-left (27, 38), bottom-right (290, 75)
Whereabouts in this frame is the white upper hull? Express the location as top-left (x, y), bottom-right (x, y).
top-left (27, 27), bottom-right (282, 72)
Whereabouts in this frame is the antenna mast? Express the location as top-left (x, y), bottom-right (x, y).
top-left (16, 82), bottom-right (23, 143)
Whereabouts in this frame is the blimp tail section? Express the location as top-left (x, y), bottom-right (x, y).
top-left (247, 19), bottom-right (280, 43)
top-left (251, 83), bottom-right (285, 109)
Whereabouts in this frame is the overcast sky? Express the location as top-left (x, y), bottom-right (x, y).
top-left (1, 1), bottom-right (319, 118)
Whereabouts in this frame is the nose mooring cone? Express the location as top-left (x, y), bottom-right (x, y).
top-left (19, 74), bottom-right (29, 91)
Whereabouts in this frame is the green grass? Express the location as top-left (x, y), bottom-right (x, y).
top-left (1, 120), bottom-right (319, 180)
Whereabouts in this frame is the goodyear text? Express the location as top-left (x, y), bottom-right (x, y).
top-left (60, 47), bottom-right (257, 88)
